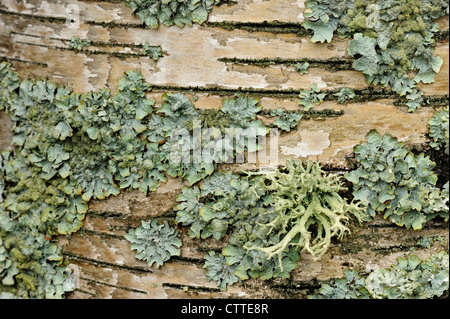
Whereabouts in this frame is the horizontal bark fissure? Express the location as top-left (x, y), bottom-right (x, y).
top-left (72, 288), bottom-right (97, 297)
top-left (218, 57), bottom-right (354, 72)
top-left (0, 56), bottom-right (48, 68)
top-left (63, 251), bottom-right (154, 273)
top-left (12, 41), bottom-right (151, 59)
top-left (9, 31), bottom-right (160, 49)
top-left (206, 21), bottom-right (449, 41)
top-left (149, 84), bottom-right (450, 106)
top-left (80, 276), bottom-right (148, 294)
top-left (206, 20), bottom-right (310, 36)
top-left (161, 282), bottom-right (222, 293)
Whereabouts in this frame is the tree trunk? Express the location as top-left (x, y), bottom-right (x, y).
top-left (0, 0), bottom-right (448, 299)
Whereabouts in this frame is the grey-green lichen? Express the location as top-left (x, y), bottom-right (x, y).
top-left (175, 160), bottom-right (366, 290)
top-left (0, 207), bottom-right (76, 299)
top-left (304, 0), bottom-right (449, 111)
top-left (333, 87), bottom-right (356, 104)
top-left (428, 106), bottom-right (449, 155)
top-left (124, 0), bottom-right (221, 28)
top-left (345, 129), bottom-right (449, 229)
top-left (142, 41), bottom-right (163, 60)
top-left (311, 252), bottom-right (449, 299)
top-left (69, 36), bottom-right (91, 51)
top-left (298, 83), bottom-right (327, 111)
top-left (269, 108), bottom-right (303, 132)
top-left (124, 220), bottom-right (181, 268)
top-left (0, 61), bottom-right (275, 298)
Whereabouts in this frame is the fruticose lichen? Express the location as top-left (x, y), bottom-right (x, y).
top-left (125, 220), bottom-right (181, 268)
top-left (303, 0), bottom-right (449, 111)
top-left (124, 0), bottom-right (221, 28)
top-left (175, 160), bottom-right (366, 290)
top-left (345, 129), bottom-right (449, 229)
top-left (311, 252), bottom-right (449, 299)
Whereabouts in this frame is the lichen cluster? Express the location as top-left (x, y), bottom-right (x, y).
top-left (304, 0), bottom-right (449, 111)
top-left (124, 0), bottom-right (221, 28)
top-left (125, 220), bottom-right (181, 268)
top-left (345, 129), bottom-right (449, 230)
top-left (0, 62), bottom-right (273, 298)
top-left (175, 160), bottom-right (366, 290)
top-left (312, 252), bottom-right (449, 299)
top-left (428, 106), bottom-right (449, 155)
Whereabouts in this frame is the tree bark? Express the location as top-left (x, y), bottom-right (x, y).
top-left (0, 0), bottom-right (448, 299)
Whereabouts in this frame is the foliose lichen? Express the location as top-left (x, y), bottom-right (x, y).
top-left (124, 0), bottom-right (221, 28)
top-left (303, 0), bottom-right (449, 111)
top-left (428, 106), bottom-right (449, 155)
top-left (345, 129), bottom-right (449, 229)
top-left (311, 252), bottom-right (449, 299)
top-left (69, 36), bottom-right (91, 51)
top-left (0, 61), bottom-right (275, 297)
top-left (125, 220), bottom-right (182, 268)
top-left (298, 83), bottom-right (327, 111)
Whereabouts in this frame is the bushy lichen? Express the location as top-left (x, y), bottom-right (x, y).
top-left (345, 129), bottom-right (449, 229)
top-left (175, 160), bottom-right (366, 290)
top-left (125, 220), bottom-right (181, 268)
top-left (304, 0), bottom-right (448, 111)
top-left (311, 252), bottom-right (449, 299)
top-left (428, 106), bottom-right (449, 155)
top-left (124, 0), bottom-right (221, 28)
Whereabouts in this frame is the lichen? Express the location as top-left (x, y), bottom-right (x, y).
top-left (345, 129), bottom-right (449, 229)
top-left (124, 0), bottom-right (221, 28)
top-left (175, 160), bottom-right (366, 290)
top-left (428, 106), bottom-right (449, 155)
top-left (311, 252), bottom-right (449, 299)
top-left (303, 0), bottom-right (449, 111)
top-left (125, 220), bottom-right (181, 268)
top-left (69, 36), bottom-right (91, 51)
top-left (0, 61), bottom-right (275, 298)
top-left (298, 84), bottom-right (327, 111)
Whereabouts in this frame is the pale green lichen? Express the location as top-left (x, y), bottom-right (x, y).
top-left (125, 220), bottom-right (181, 268)
top-left (298, 83), bottom-right (327, 111)
top-left (69, 36), bottom-right (91, 51)
top-left (428, 106), bottom-right (449, 155)
top-left (294, 62), bottom-right (310, 75)
top-left (345, 129), bottom-right (449, 229)
top-left (124, 0), bottom-right (221, 28)
top-left (333, 87), bottom-right (356, 104)
top-left (0, 210), bottom-right (76, 298)
top-left (270, 108), bottom-right (303, 132)
top-left (0, 61), bottom-right (273, 297)
top-left (175, 160), bottom-right (366, 290)
top-left (304, 0), bottom-right (449, 111)
top-left (311, 252), bottom-right (449, 299)
top-left (142, 41), bottom-right (163, 60)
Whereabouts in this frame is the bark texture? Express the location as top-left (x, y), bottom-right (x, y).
top-left (0, 0), bottom-right (448, 299)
